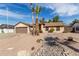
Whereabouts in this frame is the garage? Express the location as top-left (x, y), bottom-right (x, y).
top-left (16, 27), bottom-right (27, 33)
top-left (15, 22), bottom-right (30, 33)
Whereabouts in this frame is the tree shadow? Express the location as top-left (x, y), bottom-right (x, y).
top-left (60, 40), bottom-right (79, 52)
top-left (44, 37), bottom-right (59, 46)
top-left (44, 36), bottom-right (79, 53)
top-left (61, 40), bottom-right (78, 45)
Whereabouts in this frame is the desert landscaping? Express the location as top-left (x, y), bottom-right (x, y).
top-left (0, 3), bottom-right (79, 56)
top-left (0, 33), bottom-right (79, 56)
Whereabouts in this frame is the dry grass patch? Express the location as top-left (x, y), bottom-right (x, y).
top-left (36, 39), bottom-right (43, 43)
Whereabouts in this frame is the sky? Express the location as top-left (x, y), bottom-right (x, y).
top-left (0, 3), bottom-right (79, 25)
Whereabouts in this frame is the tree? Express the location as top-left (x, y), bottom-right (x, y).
top-left (53, 15), bottom-right (59, 22)
top-left (48, 19), bottom-right (52, 23)
top-left (70, 19), bottom-right (79, 26)
top-left (35, 4), bottom-right (41, 35)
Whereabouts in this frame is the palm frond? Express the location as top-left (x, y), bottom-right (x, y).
top-left (35, 5), bottom-right (41, 15)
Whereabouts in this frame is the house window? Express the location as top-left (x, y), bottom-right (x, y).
top-left (56, 27), bottom-right (60, 31)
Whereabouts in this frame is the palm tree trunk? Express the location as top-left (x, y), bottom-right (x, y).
top-left (32, 12), bottom-right (35, 35)
top-left (35, 15), bottom-right (39, 35)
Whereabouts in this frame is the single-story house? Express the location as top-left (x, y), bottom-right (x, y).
top-left (15, 22), bottom-right (30, 33)
top-left (15, 22), bottom-right (64, 33)
top-left (0, 24), bottom-right (14, 33)
top-left (72, 23), bottom-right (79, 33)
top-left (40, 22), bottom-right (65, 33)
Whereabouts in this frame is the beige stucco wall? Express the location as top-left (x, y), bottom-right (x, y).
top-left (53, 27), bottom-right (64, 33)
top-left (27, 27), bottom-right (30, 33)
top-left (49, 27), bottom-right (64, 33)
top-left (42, 26), bottom-right (64, 33)
top-left (41, 25), bottom-right (46, 33)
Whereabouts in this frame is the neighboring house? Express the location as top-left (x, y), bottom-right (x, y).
top-left (72, 23), bottom-right (79, 33)
top-left (15, 22), bottom-right (30, 33)
top-left (0, 24), bottom-right (14, 33)
top-left (40, 22), bottom-right (64, 33)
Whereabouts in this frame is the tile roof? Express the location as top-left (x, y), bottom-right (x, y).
top-left (44, 22), bottom-right (64, 27)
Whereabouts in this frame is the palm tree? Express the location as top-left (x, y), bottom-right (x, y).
top-left (35, 4), bottom-right (41, 35)
top-left (30, 3), bottom-right (35, 35)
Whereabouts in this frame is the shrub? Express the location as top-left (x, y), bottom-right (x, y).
top-left (49, 28), bottom-right (54, 33)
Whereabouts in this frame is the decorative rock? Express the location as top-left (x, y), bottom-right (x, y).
top-left (68, 37), bottom-right (73, 41)
top-left (31, 37), bottom-right (79, 56)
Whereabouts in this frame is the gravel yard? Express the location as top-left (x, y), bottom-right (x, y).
top-left (31, 33), bottom-right (79, 56)
top-left (31, 39), bottom-right (79, 56)
top-left (0, 33), bottom-right (79, 56)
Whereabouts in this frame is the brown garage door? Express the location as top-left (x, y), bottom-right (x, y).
top-left (16, 27), bottom-right (27, 33)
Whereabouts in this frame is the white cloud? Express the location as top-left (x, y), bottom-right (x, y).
top-left (0, 9), bottom-right (31, 19)
top-left (53, 4), bottom-right (79, 16)
top-left (41, 3), bottom-right (79, 16)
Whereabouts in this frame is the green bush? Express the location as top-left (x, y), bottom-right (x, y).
top-left (49, 28), bottom-right (54, 33)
